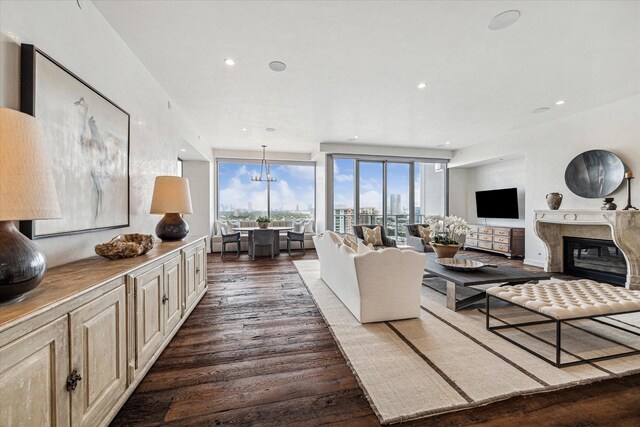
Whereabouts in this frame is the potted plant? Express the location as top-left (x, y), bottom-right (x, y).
top-left (256, 216), bottom-right (271, 229)
top-left (425, 215), bottom-right (469, 258)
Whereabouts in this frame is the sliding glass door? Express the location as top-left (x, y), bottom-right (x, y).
top-left (330, 156), bottom-right (447, 243)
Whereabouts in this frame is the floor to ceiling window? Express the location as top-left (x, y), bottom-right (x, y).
top-left (330, 156), bottom-right (447, 243)
top-left (217, 160), bottom-right (315, 221)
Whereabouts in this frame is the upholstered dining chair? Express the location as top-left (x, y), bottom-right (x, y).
top-left (252, 229), bottom-right (275, 260)
top-left (287, 231), bottom-right (305, 255)
top-left (406, 224), bottom-right (434, 253)
top-left (221, 230), bottom-right (241, 258)
top-left (352, 225), bottom-right (397, 248)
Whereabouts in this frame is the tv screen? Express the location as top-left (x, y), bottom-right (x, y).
top-left (475, 188), bottom-right (519, 219)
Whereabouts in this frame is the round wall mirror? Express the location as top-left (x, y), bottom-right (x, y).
top-left (564, 150), bottom-right (625, 198)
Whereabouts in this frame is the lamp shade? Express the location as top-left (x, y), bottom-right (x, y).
top-left (0, 107), bottom-right (61, 221)
top-left (150, 176), bottom-right (193, 214)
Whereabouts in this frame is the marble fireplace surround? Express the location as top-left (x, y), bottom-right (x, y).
top-left (534, 210), bottom-right (640, 289)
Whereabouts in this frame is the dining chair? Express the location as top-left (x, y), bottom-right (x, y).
top-left (221, 230), bottom-right (241, 258)
top-left (287, 231), bottom-right (305, 255)
top-left (252, 229), bottom-right (275, 260)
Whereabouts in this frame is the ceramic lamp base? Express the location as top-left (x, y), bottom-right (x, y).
top-left (0, 221), bottom-right (47, 301)
top-left (155, 213), bottom-right (189, 241)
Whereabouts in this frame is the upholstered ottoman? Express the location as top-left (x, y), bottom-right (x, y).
top-left (486, 280), bottom-right (640, 367)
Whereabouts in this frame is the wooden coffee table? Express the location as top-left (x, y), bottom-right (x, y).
top-left (423, 253), bottom-right (552, 311)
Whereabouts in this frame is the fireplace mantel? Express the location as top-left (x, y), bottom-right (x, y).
top-left (534, 210), bottom-right (640, 289)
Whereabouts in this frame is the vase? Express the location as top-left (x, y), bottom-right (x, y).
top-left (430, 242), bottom-right (461, 259)
top-left (258, 222), bottom-right (269, 229)
top-left (601, 197), bottom-right (617, 210)
top-left (546, 193), bottom-right (563, 210)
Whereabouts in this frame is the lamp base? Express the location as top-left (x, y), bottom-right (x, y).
top-left (0, 221), bottom-right (47, 301)
top-left (155, 213), bottom-right (189, 241)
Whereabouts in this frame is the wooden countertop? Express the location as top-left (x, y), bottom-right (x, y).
top-left (0, 236), bottom-right (206, 334)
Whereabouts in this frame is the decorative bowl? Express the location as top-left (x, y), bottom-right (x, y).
top-left (435, 258), bottom-right (497, 272)
top-left (95, 234), bottom-right (154, 260)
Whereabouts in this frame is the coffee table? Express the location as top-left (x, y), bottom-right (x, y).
top-left (423, 253), bottom-right (552, 311)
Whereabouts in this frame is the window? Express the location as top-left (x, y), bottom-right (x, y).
top-left (217, 160), bottom-right (315, 221)
top-left (330, 156), bottom-right (447, 243)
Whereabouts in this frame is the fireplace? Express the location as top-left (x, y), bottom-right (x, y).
top-left (563, 237), bottom-right (627, 286)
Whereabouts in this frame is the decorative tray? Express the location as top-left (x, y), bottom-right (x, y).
top-left (435, 258), bottom-right (497, 272)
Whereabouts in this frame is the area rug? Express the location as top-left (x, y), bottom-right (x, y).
top-left (293, 260), bottom-right (640, 425)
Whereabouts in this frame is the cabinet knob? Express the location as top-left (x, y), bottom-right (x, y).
top-left (66, 369), bottom-right (82, 391)
top-left (162, 295), bottom-right (169, 305)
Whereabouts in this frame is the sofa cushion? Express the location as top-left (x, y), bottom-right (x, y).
top-left (362, 226), bottom-right (383, 246)
top-left (357, 241), bottom-right (373, 254)
top-left (343, 234), bottom-right (358, 251)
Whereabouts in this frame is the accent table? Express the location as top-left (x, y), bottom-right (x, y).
top-left (423, 253), bottom-right (553, 311)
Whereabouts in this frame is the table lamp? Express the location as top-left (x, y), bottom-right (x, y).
top-left (150, 176), bottom-right (193, 241)
top-left (0, 108), bottom-right (61, 301)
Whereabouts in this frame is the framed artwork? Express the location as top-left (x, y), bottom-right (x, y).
top-left (19, 44), bottom-right (130, 239)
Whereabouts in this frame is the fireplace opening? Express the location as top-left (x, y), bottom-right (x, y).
top-left (563, 237), bottom-right (627, 286)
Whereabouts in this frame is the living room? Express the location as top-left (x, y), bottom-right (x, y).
top-left (1, 1), bottom-right (639, 426)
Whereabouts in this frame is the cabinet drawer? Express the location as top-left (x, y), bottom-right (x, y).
top-left (493, 236), bottom-right (510, 244)
top-left (493, 243), bottom-right (509, 252)
top-left (468, 226), bottom-right (479, 233)
top-left (493, 228), bottom-right (510, 237)
top-left (479, 241), bottom-right (493, 250)
top-left (479, 234), bottom-right (493, 242)
top-left (467, 231), bottom-right (477, 239)
top-left (465, 239), bottom-right (478, 247)
top-left (479, 227), bottom-right (493, 234)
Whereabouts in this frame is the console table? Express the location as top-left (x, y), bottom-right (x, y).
top-left (464, 224), bottom-right (524, 258)
top-left (0, 236), bottom-right (207, 426)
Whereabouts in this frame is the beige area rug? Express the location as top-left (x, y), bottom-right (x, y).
top-left (293, 260), bottom-right (640, 425)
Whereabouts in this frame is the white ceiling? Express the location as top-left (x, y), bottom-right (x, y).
top-left (93, 0), bottom-right (640, 154)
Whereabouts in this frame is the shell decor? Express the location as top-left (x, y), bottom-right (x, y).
top-left (95, 234), bottom-right (154, 260)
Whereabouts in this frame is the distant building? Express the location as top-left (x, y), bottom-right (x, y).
top-left (334, 207), bottom-right (354, 233)
top-left (390, 194), bottom-right (401, 215)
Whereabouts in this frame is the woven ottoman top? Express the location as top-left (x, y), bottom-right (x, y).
top-left (487, 279), bottom-right (640, 320)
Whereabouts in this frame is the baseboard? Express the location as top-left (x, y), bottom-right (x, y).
top-left (523, 258), bottom-right (545, 268)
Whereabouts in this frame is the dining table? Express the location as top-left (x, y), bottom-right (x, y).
top-left (233, 226), bottom-right (293, 258)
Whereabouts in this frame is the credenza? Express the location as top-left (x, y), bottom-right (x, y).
top-left (464, 225), bottom-right (524, 258)
top-left (0, 236), bottom-right (207, 426)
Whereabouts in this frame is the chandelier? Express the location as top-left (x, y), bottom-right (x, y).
top-left (251, 145), bottom-right (277, 182)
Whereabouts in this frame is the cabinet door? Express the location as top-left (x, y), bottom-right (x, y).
top-left (196, 245), bottom-right (207, 296)
top-left (68, 284), bottom-right (127, 426)
top-left (134, 264), bottom-right (165, 370)
top-left (183, 247), bottom-right (197, 310)
top-left (164, 255), bottom-right (182, 333)
top-left (0, 316), bottom-right (70, 426)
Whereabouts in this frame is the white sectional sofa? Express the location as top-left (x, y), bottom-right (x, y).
top-left (211, 220), bottom-right (315, 253)
top-left (313, 231), bottom-right (426, 323)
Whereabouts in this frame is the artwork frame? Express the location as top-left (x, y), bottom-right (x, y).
top-left (19, 44), bottom-right (130, 239)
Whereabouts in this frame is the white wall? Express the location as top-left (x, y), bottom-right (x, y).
top-left (182, 161), bottom-right (213, 251)
top-left (450, 95), bottom-right (640, 267)
top-left (0, 0), bottom-right (212, 267)
top-left (461, 158), bottom-right (526, 228)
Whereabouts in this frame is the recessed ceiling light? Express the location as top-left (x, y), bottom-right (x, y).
top-left (268, 61), bottom-right (287, 72)
top-left (445, 141), bottom-right (451, 145)
top-left (241, 127), bottom-right (247, 131)
top-left (180, 149), bottom-right (187, 152)
top-left (353, 135), bottom-right (358, 139)
top-left (488, 10), bottom-right (521, 31)
top-left (555, 100), bottom-right (566, 105)
top-left (265, 127), bottom-right (276, 132)
top-left (224, 58), bottom-right (236, 66)
top-left (417, 82), bottom-right (427, 89)
top-left (532, 107), bottom-right (550, 114)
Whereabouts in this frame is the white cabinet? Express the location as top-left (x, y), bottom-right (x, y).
top-left (183, 246), bottom-right (198, 310)
top-left (163, 255), bottom-right (182, 332)
top-left (133, 264), bottom-right (165, 372)
top-left (0, 316), bottom-right (70, 426)
top-left (69, 283), bottom-right (127, 426)
top-left (196, 244), bottom-right (207, 296)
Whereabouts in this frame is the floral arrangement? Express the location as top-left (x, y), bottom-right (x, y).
top-left (425, 215), bottom-right (469, 245)
top-left (256, 216), bottom-right (271, 223)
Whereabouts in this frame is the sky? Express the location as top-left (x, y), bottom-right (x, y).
top-left (218, 162), bottom-right (315, 213)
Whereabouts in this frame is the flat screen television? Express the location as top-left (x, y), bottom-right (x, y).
top-left (475, 188), bottom-right (519, 219)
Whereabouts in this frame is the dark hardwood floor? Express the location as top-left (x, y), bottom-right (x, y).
top-left (111, 248), bottom-right (640, 426)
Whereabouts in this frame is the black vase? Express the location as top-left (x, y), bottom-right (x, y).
top-left (155, 213), bottom-right (190, 241)
top-left (0, 221), bottom-right (47, 301)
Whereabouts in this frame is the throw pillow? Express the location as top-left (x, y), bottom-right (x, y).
top-left (292, 220), bottom-right (306, 233)
top-left (216, 220), bottom-right (230, 235)
top-left (343, 234), bottom-right (358, 251)
top-left (303, 220), bottom-right (315, 233)
top-left (357, 241), bottom-right (373, 254)
top-left (362, 226), bottom-right (383, 246)
top-left (418, 225), bottom-right (431, 244)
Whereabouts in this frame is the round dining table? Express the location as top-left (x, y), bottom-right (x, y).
top-left (233, 226), bottom-right (293, 258)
